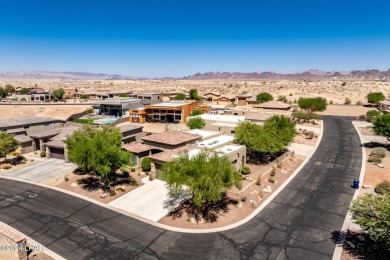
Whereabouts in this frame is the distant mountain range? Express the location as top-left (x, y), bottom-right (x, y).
top-left (0, 71), bottom-right (139, 80)
top-left (182, 69), bottom-right (390, 80)
top-left (0, 69), bottom-right (389, 81)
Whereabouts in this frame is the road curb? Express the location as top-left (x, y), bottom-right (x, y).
top-left (332, 120), bottom-right (367, 260)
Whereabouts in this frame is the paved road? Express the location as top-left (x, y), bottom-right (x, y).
top-left (3, 158), bottom-right (76, 184)
top-left (0, 116), bottom-right (362, 259)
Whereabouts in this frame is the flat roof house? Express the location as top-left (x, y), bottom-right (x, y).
top-left (0, 116), bottom-right (65, 153)
top-left (129, 100), bottom-right (208, 124)
top-left (148, 143), bottom-right (246, 179)
top-left (92, 98), bottom-right (153, 117)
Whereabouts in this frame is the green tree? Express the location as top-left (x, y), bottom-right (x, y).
top-left (19, 88), bottom-right (30, 94)
top-left (189, 89), bottom-right (201, 100)
top-left (163, 150), bottom-right (242, 207)
top-left (367, 92), bottom-right (385, 104)
top-left (235, 116), bottom-right (296, 155)
top-left (366, 110), bottom-right (381, 122)
top-left (0, 132), bottom-right (19, 161)
top-left (175, 93), bottom-right (186, 100)
top-left (0, 87), bottom-right (6, 98)
top-left (141, 157), bottom-right (152, 172)
top-left (298, 97), bottom-right (327, 112)
top-left (66, 126), bottom-right (130, 186)
top-left (80, 94), bottom-right (89, 99)
top-left (191, 110), bottom-right (203, 116)
top-left (256, 92), bottom-right (273, 104)
top-left (350, 193), bottom-right (390, 245)
top-left (52, 88), bottom-right (65, 100)
top-left (373, 114), bottom-right (390, 138)
top-left (118, 93), bottom-right (128, 97)
top-left (186, 117), bottom-right (205, 129)
top-left (5, 84), bottom-right (15, 94)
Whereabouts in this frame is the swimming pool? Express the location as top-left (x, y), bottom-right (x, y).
top-left (93, 118), bottom-right (116, 125)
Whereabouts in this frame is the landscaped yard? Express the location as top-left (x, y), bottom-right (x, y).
top-left (158, 154), bottom-right (305, 229)
top-left (72, 117), bottom-right (99, 124)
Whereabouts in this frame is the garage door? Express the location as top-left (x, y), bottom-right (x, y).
top-left (50, 147), bottom-right (65, 160)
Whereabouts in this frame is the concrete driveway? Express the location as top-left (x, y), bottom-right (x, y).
top-left (3, 158), bottom-right (76, 184)
top-left (109, 179), bottom-right (187, 222)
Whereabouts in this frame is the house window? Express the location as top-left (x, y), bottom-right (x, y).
top-left (174, 115), bottom-right (181, 120)
top-left (132, 114), bottom-right (140, 118)
top-left (24, 126), bottom-right (29, 129)
top-left (232, 159), bottom-right (237, 164)
top-left (153, 114), bottom-right (160, 119)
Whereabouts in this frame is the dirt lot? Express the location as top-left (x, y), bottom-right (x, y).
top-left (48, 167), bottom-right (146, 204)
top-left (294, 130), bottom-right (319, 146)
top-left (158, 155), bottom-right (305, 229)
top-left (0, 104), bottom-right (91, 120)
top-left (318, 105), bottom-right (373, 117)
top-left (362, 147), bottom-right (390, 188)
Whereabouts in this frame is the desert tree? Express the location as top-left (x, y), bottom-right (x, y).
top-left (186, 117), bottom-right (205, 129)
top-left (4, 84), bottom-right (15, 94)
top-left (367, 92), bottom-right (385, 104)
top-left (256, 92), bottom-right (273, 104)
top-left (0, 132), bottom-right (19, 161)
top-left (175, 93), bottom-right (186, 100)
top-left (0, 87), bottom-right (6, 98)
top-left (52, 88), bottom-right (65, 100)
top-left (189, 88), bottom-right (201, 100)
top-left (191, 110), bottom-right (203, 116)
top-left (298, 97), bottom-right (327, 112)
top-left (162, 150), bottom-right (242, 207)
top-left (65, 126), bottom-right (130, 187)
top-left (350, 192), bottom-right (390, 245)
top-left (373, 114), bottom-right (390, 139)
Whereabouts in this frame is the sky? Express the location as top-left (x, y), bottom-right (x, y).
top-left (0, 0), bottom-right (389, 78)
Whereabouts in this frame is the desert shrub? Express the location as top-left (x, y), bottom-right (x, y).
top-left (131, 168), bottom-right (136, 172)
top-left (1, 164), bottom-right (12, 169)
top-left (141, 157), bottom-right (151, 172)
top-left (289, 93), bottom-right (293, 96)
top-left (109, 190), bottom-right (116, 196)
top-left (374, 180), bottom-right (390, 195)
top-left (342, 81), bottom-right (347, 86)
top-left (12, 151), bottom-right (21, 156)
top-left (80, 94), bottom-right (89, 99)
top-left (371, 147), bottom-right (387, 158)
top-left (191, 110), bottom-right (203, 116)
top-left (64, 175), bottom-right (69, 181)
top-left (270, 167), bottom-right (276, 176)
top-left (367, 155), bottom-right (382, 164)
top-left (256, 176), bottom-right (262, 186)
top-left (40, 151), bottom-right (46, 157)
top-left (358, 115), bottom-right (366, 121)
top-left (356, 100), bottom-right (362, 105)
top-left (329, 100), bottom-right (333, 104)
top-left (268, 176), bottom-right (276, 183)
top-left (276, 158), bottom-right (283, 168)
top-left (149, 175), bottom-right (154, 181)
top-left (366, 110), bottom-right (381, 122)
top-left (241, 165), bottom-right (251, 175)
top-left (344, 97), bottom-right (351, 105)
top-left (278, 95), bottom-right (287, 102)
top-left (305, 131), bottom-right (315, 139)
top-left (186, 117), bottom-right (205, 129)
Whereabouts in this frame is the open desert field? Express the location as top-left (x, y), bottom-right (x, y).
top-left (2, 79), bottom-right (390, 105)
top-left (0, 104), bottom-right (91, 120)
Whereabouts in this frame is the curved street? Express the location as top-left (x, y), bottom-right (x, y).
top-left (0, 116), bottom-right (362, 260)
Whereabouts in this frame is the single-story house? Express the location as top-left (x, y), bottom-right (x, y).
top-left (0, 116), bottom-right (65, 154)
top-left (141, 131), bottom-right (202, 152)
top-left (252, 100), bottom-right (291, 110)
